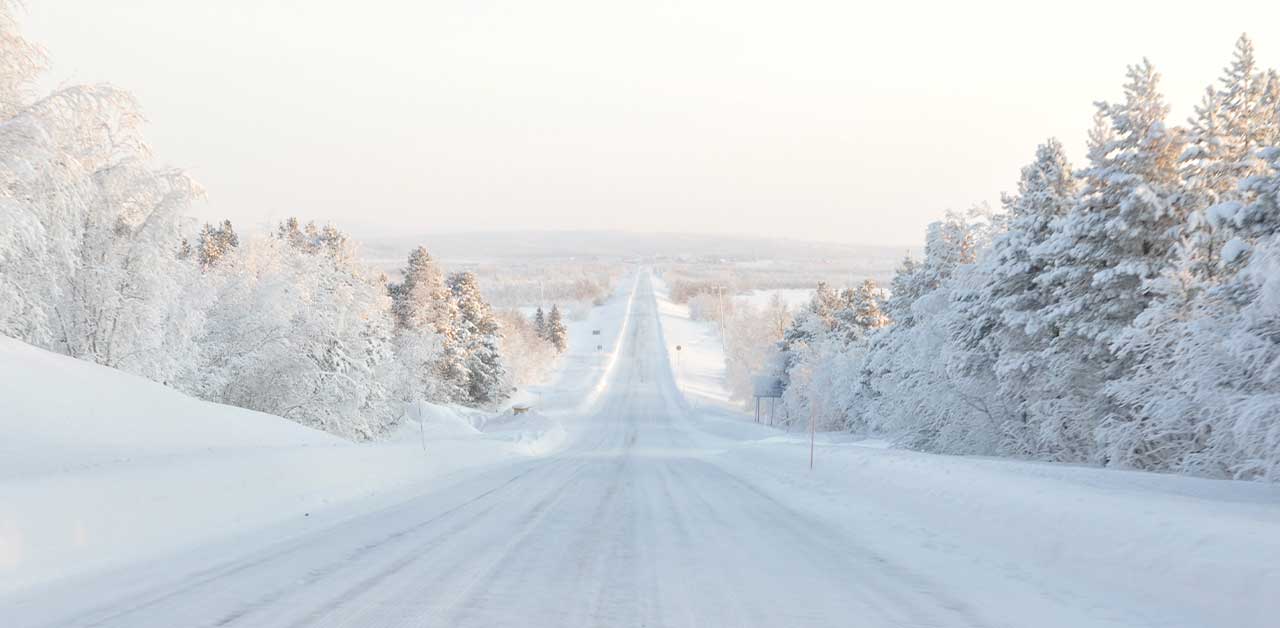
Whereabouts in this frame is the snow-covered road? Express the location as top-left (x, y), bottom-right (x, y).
top-left (5, 273), bottom-right (1278, 628)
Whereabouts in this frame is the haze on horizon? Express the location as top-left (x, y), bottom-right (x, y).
top-left (23, 0), bottom-right (1280, 247)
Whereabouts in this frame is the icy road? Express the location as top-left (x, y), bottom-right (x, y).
top-left (5, 274), bottom-right (1278, 628)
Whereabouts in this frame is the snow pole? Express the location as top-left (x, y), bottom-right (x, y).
top-left (809, 402), bottom-right (816, 471)
top-left (415, 400), bottom-right (428, 456)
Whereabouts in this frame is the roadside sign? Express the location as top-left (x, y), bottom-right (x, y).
top-left (752, 376), bottom-right (784, 398)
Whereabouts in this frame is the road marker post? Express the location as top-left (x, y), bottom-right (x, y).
top-left (809, 401), bottom-right (816, 471)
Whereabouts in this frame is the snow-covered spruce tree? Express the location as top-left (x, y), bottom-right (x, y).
top-left (884, 254), bottom-right (925, 326)
top-left (1030, 60), bottom-right (1187, 464)
top-left (1100, 41), bottom-right (1280, 475)
top-left (1108, 228), bottom-right (1280, 480)
top-left (196, 220), bottom-right (238, 270)
top-left (546, 304), bottom-right (568, 353)
top-left (448, 271), bottom-right (508, 406)
top-left (1236, 146), bottom-right (1280, 238)
top-left (386, 246), bottom-right (458, 403)
top-left (775, 281), bottom-right (842, 416)
top-left (850, 279), bottom-right (890, 333)
top-left (777, 281), bottom-right (843, 387)
top-left (533, 306), bottom-right (547, 340)
top-left (1180, 36), bottom-right (1278, 278)
top-left (1205, 237), bottom-right (1280, 480)
top-left (946, 140), bottom-right (1079, 456)
top-left (1179, 87), bottom-right (1233, 279)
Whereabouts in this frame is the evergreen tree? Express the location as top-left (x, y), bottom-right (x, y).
top-left (1034, 61), bottom-right (1187, 462)
top-left (885, 254), bottom-right (925, 326)
top-left (830, 280), bottom-right (889, 344)
top-left (1181, 36), bottom-right (1278, 277)
top-left (448, 271), bottom-right (507, 405)
top-left (389, 247), bottom-right (456, 335)
top-left (1235, 147), bottom-right (1280, 244)
top-left (781, 282), bottom-right (841, 350)
top-left (946, 140), bottom-right (1078, 455)
top-left (1039, 60), bottom-right (1186, 350)
top-left (533, 306), bottom-right (547, 340)
top-left (387, 246), bottom-right (463, 401)
top-left (196, 220), bottom-right (238, 270)
top-left (546, 304), bottom-right (568, 353)
top-left (1181, 87), bottom-right (1234, 279)
top-left (850, 280), bottom-right (890, 331)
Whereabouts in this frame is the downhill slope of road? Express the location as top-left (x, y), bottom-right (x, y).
top-left (4, 272), bottom-right (1280, 627)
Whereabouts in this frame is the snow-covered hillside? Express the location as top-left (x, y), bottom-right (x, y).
top-left (0, 274), bottom-right (636, 595)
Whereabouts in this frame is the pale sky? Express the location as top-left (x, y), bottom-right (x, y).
top-left (22, 1), bottom-right (1280, 246)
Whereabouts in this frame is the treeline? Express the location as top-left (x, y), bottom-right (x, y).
top-left (474, 267), bottom-right (617, 309)
top-left (777, 36), bottom-right (1280, 481)
top-left (0, 8), bottom-right (564, 439)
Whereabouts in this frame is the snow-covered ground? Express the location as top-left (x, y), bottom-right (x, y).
top-left (3, 269), bottom-right (1279, 628)
top-left (654, 271), bottom-right (1280, 628)
top-left (650, 274), bottom-right (734, 410)
top-left (737, 287), bottom-right (812, 310)
top-left (0, 272), bottom-right (638, 596)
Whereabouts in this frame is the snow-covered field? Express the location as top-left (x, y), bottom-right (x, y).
top-left (0, 273), bottom-right (638, 596)
top-left (2, 269), bottom-right (1279, 628)
top-left (736, 287), bottom-right (812, 310)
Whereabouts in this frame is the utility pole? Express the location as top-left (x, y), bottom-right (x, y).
top-left (714, 285), bottom-right (728, 352)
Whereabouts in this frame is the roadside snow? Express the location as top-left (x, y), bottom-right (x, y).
top-left (0, 271), bottom-right (637, 595)
top-left (649, 273), bottom-right (735, 410)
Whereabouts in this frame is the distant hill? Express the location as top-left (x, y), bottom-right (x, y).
top-left (354, 229), bottom-right (917, 265)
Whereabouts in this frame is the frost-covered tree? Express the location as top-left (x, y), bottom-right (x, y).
top-left (863, 208), bottom-right (1002, 452)
top-left (0, 83), bottom-right (202, 384)
top-left (496, 309), bottom-right (557, 389)
top-left (196, 220), bottom-right (238, 269)
top-left (1107, 230), bottom-right (1280, 479)
top-left (1180, 36), bottom-right (1279, 276)
top-left (780, 282), bottom-right (840, 352)
top-left (0, 1), bottom-right (44, 118)
top-left (748, 38), bottom-right (1280, 480)
top-left (722, 296), bottom-right (791, 407)
top-left (533, 306), bottom-right (547, 340)
top-left (193, 231), bottom-right (400, 439)
top-left (448, 271), bottom-right (508, 405)
top-left (1227, 147), bottom-right (1280, 254)
top-left (1039, 62), bottom-right (1186, 347)
top-left (545, 304), bottom-right (568, 353)
top-left (884, 255), bottom-right (923, 325)
top-left (386, 246), bottom-right (458, 402)
top-left (941, 141), bottom-right (1079, 455)
top-left (1031, 62), bottom-right (1187, 462)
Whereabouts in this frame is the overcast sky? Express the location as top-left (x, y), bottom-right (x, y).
top-left (21, 1), bottom-right (1280, 246)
